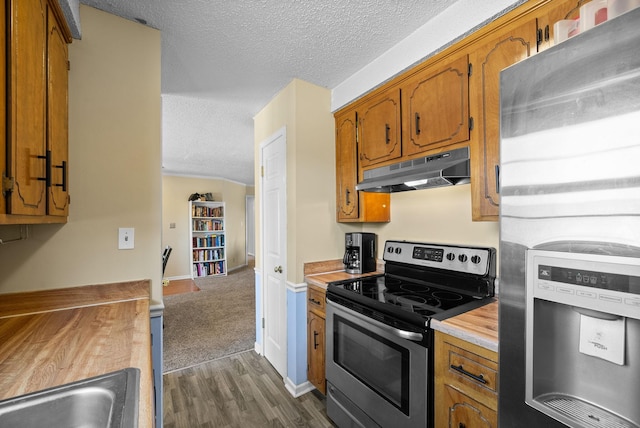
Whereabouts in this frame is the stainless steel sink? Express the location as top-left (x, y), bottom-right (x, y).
top-left (0, 367), bottom-right (139, 428)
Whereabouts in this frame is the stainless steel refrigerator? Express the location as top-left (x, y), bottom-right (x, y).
top-left (499, 8), bottom-right (640, 428)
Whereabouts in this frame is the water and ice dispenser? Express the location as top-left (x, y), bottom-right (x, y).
top-left (525, 250), bottom-right (640, 428)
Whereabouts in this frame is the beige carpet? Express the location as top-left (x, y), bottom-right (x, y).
top-left (162, 261), bottom-right (255, 373)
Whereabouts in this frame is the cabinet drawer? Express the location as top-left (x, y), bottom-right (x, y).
top-left (307, 286), bottom-right (326, 315)
top-left (447, 346), bottom-right (498, 394)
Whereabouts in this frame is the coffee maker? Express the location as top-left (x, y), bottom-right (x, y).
top-left (343, 232), bottom-right (376, 274)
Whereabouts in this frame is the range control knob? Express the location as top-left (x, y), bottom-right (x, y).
top-left (471, 255), bottom-right (482, 264)
top-left (446, 252), bottom-right (456, 261)
top-left (458, 254), bottom-right (468, 263)
top-left (395, 247), bottom-right (402, 254)
top-left (387, 246), bottom-right (394, 253)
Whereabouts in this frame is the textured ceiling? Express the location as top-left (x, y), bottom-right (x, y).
top-left (79, 0), bottom-right (462, 185)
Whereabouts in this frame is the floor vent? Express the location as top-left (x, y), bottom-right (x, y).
top-left (537, 394), bottom-right (638, 428)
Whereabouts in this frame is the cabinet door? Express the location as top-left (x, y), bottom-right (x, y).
top-left (335, 111), bottom-right (359, 221)
top-left (47, 5), bottom-right (69, 216)
top-left (0, 0), bottom-right (6, 216)
top-left (307, 311), bottom-right (326, 394)
top-left (402, 54), bottom-right (470, 157)
top-left (8, 0), bottom-right (48, 215)
top-left (335, 109), bottom-right (390, 223)
top-left (469, 19), bottom-right (537, 221)
top-left (446, 385), bottom-right (497, 428)
top-left (358, 88), bottom-right (401, 168)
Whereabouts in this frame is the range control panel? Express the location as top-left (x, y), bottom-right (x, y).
top-left (383, 240), bottom-right (493, 276)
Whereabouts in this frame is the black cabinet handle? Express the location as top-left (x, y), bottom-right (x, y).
top-left (459, 423), bottom-right (466, 428)
top-left (36, 151), bottom-right (51, 187)
top-left (495, 164), bottom-right (500, 195)
top-left (385, 124), bottom-right (390, 144)
top-left (309, 298), bottom-right (321, 306)
top-left (415, 113), bottom-right (421, 135)
top-left (450, 364), bottom-right (487, 384)
top-left (545, 24), bottom-right (550, 41)
top-left (536, 28), bottom-right (543, 46)
top-left (346, 188), bottom-right (351, 206)
top-left (54, 160), bottom-right (67, 192)
top-left (313, 331), bottom-right (319, 349)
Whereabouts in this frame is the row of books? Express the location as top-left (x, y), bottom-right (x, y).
top-left (193, 261), bottom-right (225, 277)
top-left (192, 249), bottom-right (224, 262)
top-left (192, 234), bottom-right (225, 248)
top-left (192, 219), bottom-right (224, 231)
top-left (192, 205), bottom-right (224, 218)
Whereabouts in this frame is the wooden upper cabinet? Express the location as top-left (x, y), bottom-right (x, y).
top-left (335, 110), bottom-right (359, 221)
top-left (8, 0), bottom-right (48, 216)
top-left (3, 0), bottom-right (71, 224)
top-left (401, 54), bottom-right (470, 157)
top-left (335, 109), bottom-right (390, 223)
top-left (357, 88), bottom-right (401, 168)
top-left (0, 0), bottom-right (6, 217)
top-left (469, 18), bottom-right (537, 221)
top-left (47, 5), bottom-right (69, 217)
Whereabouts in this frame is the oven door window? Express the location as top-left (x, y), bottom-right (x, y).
top-left (333, 315), bottom-right (410, 414)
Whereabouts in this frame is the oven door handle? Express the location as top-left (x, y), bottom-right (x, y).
top-left (327, 299), bottom-right (424, 342)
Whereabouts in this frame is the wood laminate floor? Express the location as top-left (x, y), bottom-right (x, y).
top-left (163, 350), bottom-right (336, 428)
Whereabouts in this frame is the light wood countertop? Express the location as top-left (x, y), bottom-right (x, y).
top-left (431, 300), bottom-right (499, 352)
top-left (304, 259), bottom-right (384, 290)
top-left (0, 280), bottom-right (153, 427)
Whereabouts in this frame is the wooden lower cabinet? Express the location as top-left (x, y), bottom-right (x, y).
top-left (435, 331), bottom-right (498, 428)
top-left (307, 284), bottom-right (326, 394)
top-left (444, 385), bottom-right (497, 428)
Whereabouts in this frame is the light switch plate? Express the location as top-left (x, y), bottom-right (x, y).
top-left (118, 228), bottom-right (135, 250)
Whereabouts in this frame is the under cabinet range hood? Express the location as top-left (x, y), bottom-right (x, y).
top-left (356, 146), bottom-right (471, 193)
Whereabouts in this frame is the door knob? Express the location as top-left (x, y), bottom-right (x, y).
top-left (274, 265), bottom-right (283, 273)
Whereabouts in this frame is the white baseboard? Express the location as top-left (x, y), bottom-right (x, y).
top-left (254, 342), bottom-right (263, 355)
top-left (164, 275), bottom-right (192, 281)
top-left (285, 378), bottom-right (315, 398)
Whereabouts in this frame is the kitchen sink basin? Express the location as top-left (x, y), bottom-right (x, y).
top-left (0, 367), bottom-right (139, 428)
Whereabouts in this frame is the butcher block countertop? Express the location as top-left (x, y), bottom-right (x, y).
top-left (304, 258), bottom-right (384, 290)
top-left (304, 259), bottom-right (499, 352)
top-left (0, 280), bottom-right (153, 427)
top-left (431, 300), bottom-right (499, 353)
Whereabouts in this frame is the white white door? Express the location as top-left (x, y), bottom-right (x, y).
top-left (261, 127), bottom-right (287, 378)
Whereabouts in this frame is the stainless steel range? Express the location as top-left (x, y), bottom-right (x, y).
top-left (325, 240), bottom-right (496, 428)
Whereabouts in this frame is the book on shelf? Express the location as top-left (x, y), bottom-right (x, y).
top-left (192, 234), bottom-right (225, 248)
top-left (191, 205), bottom-right (224, 218)
top-left (192, 248), bottom-right (225, 262)
top-left (193, 260), bottom-right (226, 277)
top-left (192, 219), bottom-right (224, 231)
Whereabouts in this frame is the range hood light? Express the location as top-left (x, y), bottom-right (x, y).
top-left (404, 179), bottom-right (429, 187)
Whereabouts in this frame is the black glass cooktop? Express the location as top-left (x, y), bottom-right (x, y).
top-left (328, 274), bottom-right (486, 328)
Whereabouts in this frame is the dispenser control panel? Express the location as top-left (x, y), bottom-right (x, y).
top-left (528, 249), bottom-right (640, 318)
